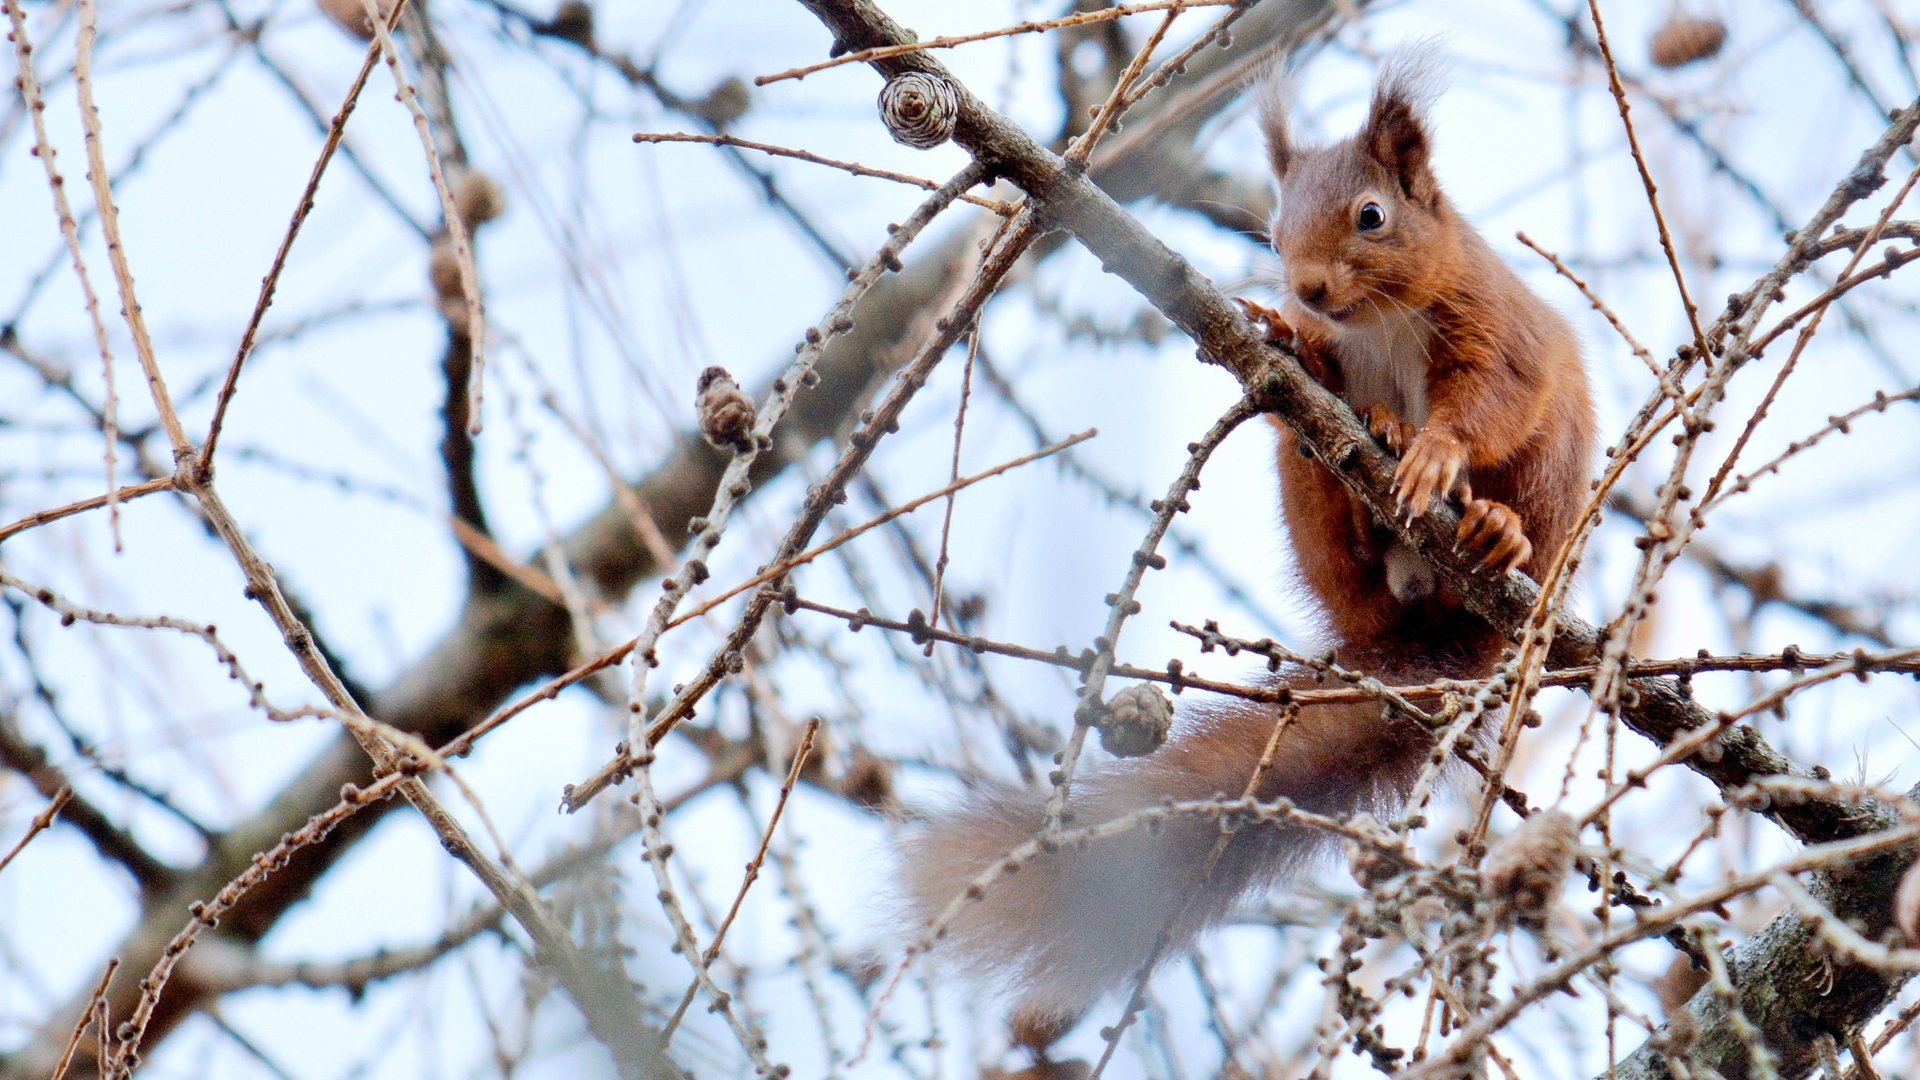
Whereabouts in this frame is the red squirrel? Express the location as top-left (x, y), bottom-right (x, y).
top-left (898, 54), bottom-right (1595, 1047)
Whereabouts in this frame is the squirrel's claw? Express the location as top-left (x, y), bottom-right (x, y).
top-left (1362, 403), bottom-right (1418, 457)
top-left (1457, 498), bottom-right (1532, 573)
top-left (1234, 297), bottom-right (1295, 345)
top-left (1392, 427), bottom-right (1467, 518)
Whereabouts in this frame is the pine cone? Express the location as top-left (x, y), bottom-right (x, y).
top-left (1482, 809), bottom-right (1579, 929)
top-left (1094, 683), bottom-right (1173, 758)
top-left (695, 366), bottom-right (756, 453)
top-left (1649, 15), bottom-right (1727, 69)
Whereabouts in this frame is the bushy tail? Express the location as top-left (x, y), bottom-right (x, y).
top-left (896, 641), bottom-right (1492, 1032)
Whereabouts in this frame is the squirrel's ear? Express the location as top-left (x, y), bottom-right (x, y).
top-left (1253, 72), bottom-right (1292, 179)
top-left (1360, 51), bottom-right (1442, 204)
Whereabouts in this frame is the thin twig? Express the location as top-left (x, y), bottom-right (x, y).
top-left (663, 717), bottom-right (821, 1041)
top-left (0, 786), bottom-right (70, 877)
top-left (0, 477), bottom-right (176, 545)
top-left (50, 959), bottom-right (116, 1080)
top-left (5, 0), bottom-right (125, 548)
top-left (1044, 395), bottom-right (1260, 829)
top-left (73, 0), bottom-right (188, 456)
top-left (1585, 0), bottom-right (1710, 365)
top-left (359, 0), bottom-right (487, 434)
top-left (752, 0), bottom-right (1236, 86)
top-left (631, 740), bottom-right (782, 1074)
top-left (665, 429), bottom-right (1095, 637)
top-left (1065, 1), bottom-right (1190, 167)
top-left (202, 3), bottom-right (405, 472)
top-left (925, 323), bottom-right (979, 653)
top-left (618, 163), bottom-right (988, 761)
top-left (1702, 163), bottom-right (1920, 506)
top-left (1517, 231), bottom-right (1691, 420)
top-left (633, 132), bottom-right (1013, 213)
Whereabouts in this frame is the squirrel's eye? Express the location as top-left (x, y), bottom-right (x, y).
top-left (1357, 202), bottom-right (1386, 232)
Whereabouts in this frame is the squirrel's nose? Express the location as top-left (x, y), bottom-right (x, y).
top-left (1294, 280), bottom-right (1329, 309)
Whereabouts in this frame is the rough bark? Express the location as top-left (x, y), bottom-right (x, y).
top-left (1611, 823), bottom-right (1917, 1079)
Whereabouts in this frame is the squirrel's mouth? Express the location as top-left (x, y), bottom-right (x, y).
top-left (1295, 296), bottom-right (1359, 323)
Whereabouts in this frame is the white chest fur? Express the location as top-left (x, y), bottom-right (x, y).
top-left (1330, 307), bottom-right (1433, 426)
top-left (1326, 306), bottom-right (1439, 603)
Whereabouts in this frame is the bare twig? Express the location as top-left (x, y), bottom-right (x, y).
top-left (617, 163), bottom-right (988, 761)
top-left (49, 959), bottom-right (115, 1080)
top-left (0, 477), bottom-right (175, 545)
top-left (633, 132), bottom-right (1013, 213)
top-left (73, 0), bottom-right (187, 457)
top-left (752, 0), bottom-right (1237, 86)
top-left (1584, 0), bottom-right (1711, 364)
top-left (5, 0), bottom-right (125, 547)
top-left (201, 3), bottom-right (406, 471)
top-left (0, 786), bottom-right (70, 877)
top-left (1045, 395), bottom-right (1261, 829)
top-left (662, 717), bottom-right (821, 1041)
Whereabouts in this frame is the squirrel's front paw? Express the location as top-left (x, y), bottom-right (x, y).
top-left (1234, 297), bottom-right (1296, 346)
top-left (1457, 497), bottom-right (1532, 573)
top-left (1392, 427), bottom-right (1467, 518)
top-left (1361, 403), bottom-right (1417, 457)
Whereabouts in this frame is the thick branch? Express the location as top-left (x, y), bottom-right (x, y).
top-left (1611, 788), bottom-right (1918, 1080)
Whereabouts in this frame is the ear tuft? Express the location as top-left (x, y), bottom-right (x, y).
top-left (1361, 45), bottom-right (1446, 203)
top-left (1252, 68), bottom-right (1293, 179)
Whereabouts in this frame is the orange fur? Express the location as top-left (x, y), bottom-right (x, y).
top-left (895, 52), bottom-right (1595, 1043)
top-left (898, 643), bottom-right (1481, 1033)
top-left (1264, 51), bottom-right (1595, 641)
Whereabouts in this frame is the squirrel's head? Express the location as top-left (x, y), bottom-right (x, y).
top-left (1257, 52), bottom-right (1452, 333)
